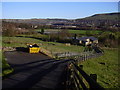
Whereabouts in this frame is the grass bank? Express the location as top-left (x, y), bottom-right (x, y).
top-left (1, 51), bottom-right (13, 77)
top-left (80, 48), bottom-right (119, 88)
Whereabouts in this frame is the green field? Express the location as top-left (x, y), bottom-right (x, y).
top-left (2, 35), bottom-right (119, 88)
top-left (3, 36), bottom-right (84, 53)
top-left (35, 29), bottom-right (103, 35)
top-left (68, 30), bottom-right (103, 34)
top-left (35, 29), bottom-right (60, 32)
top-left (2, 36), bottom-right (84, 76)
top-left (81, 48), bottom-right (119, 88)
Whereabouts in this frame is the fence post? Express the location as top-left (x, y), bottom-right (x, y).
top-left (51, 51), bottom-right (53, 58)
top-left (66, 63), bottom-right (70, 90)
top-left (55, 54), bottom-right (58, 59)
top-left (90, 74), bottom-right (97, 82)
top-left (86, 53), bottom-right (87, 60)
top-left (75, 58), bottom-right (78, 65)
top-left (80, 65), bottom-right (83, 70)
top-left (83, 54), bottom-right (84, 61)
top-left (84, 54), bottom-right (86, 60)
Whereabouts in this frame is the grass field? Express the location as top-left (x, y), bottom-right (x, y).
top-left (2, 36), bottom-right (84, 76)
top-left (3, 36), bottom-right (84, 53)
top-left (68, 30), bottom-right (103, 34)
top-left (35, 29), bottom-right (103, 35)
top-left (2, 35), bottom-right (119, 88)
top-left (35, 29), bottom-right (60, 32)
top-left (80, 48), bottom-right (119, 88)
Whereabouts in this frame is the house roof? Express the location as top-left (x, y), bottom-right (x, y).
top-left (89, 37), bottom-right (98, 40)
top-left (77, 36), bottom-right (98, 41)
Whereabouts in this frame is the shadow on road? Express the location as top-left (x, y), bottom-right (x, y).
top-left (10, 60), bottom-right (69, 89)
top-left (3, 51), bottom-right (71, 89)
top-left (16, 47), bottom-right (28, 52)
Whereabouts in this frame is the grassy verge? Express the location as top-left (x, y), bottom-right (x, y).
top-left (1, 51), bottom-right (13, 77)
top-left (80, 48), bottom-right (119, 88)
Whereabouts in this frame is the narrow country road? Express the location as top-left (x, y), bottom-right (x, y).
top-left (2, 51), bottom-right (72, 90)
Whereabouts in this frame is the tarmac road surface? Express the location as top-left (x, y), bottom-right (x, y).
top-left (2, 51), bottom-right (72, 90)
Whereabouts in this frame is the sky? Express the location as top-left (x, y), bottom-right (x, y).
top-left (1, 0), bottom-right (120, 2)
top-left (2, 2), bottom-right (119, 19)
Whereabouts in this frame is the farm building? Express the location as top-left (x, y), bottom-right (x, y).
top-left (74, 36), bottom-right (98, 46)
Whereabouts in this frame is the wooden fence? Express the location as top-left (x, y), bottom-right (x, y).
top-left (66, 61), bottom-right (104, 90)
top-left (54, 51), bottom-right (103, 61)
top-left (64, 47), bottom-right (104, 90)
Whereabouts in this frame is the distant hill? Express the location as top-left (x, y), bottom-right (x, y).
top-left (76, 12), bottom-right (119, 21)
top-left (2, 19), bottom-right (70, 25)
top-left (2, 12), bottom-right (119, 31)
top-left (2, 12), bottom-right (119, 24)
top-left (74, 12), bottom-right (119, 31)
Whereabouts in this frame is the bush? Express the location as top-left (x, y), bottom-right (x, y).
top-left (98, 32), bottom-right (118, 48)
top-left (3, 29), bottom-right (17, 37)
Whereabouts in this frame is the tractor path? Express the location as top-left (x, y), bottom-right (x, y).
top-left (2, 51), bottom-right (72, 90)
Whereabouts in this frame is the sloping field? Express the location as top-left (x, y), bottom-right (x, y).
top-left (81, 48), bottom-right (119, 88)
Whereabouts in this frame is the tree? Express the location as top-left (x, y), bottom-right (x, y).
top-left (2, 22), bottom-right (17, 37)
top-left (74, 34), bottom-right (77, 39)
top-left (41, 28), bottom-right (44, 34)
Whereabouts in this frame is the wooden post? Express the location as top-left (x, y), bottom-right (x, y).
top-left (90, 74), bottom-right (97, 82)
top-left (79, 65), bottom-right (83, 81)
top-left (80, 65), bottom-right (83, 70)
top-left (85, 54), bottom-right (86, 60)
top-left (55, 54), bottom-right (58, 59)
top-left (81, 54), bottom-right (83, 61)
top-left (83, 55), bottom-right (84, 61)
top-left (86, 54), bottom-right (87, 60)
top-left (51, 51), bottom-right (53, 57)
top-left (75, 59), bottom-right (78, 65)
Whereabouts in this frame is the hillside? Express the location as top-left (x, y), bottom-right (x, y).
top-left (2, 12), bottom-right (119, 31)
top-left (74, 12), bottom-right (119, 31)
top-left (76, 12), bottom-right (119, 21)
top-left (2, 12), bottom-right (119, 24)
top-left (2, 19), bottom-right (70, 25)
